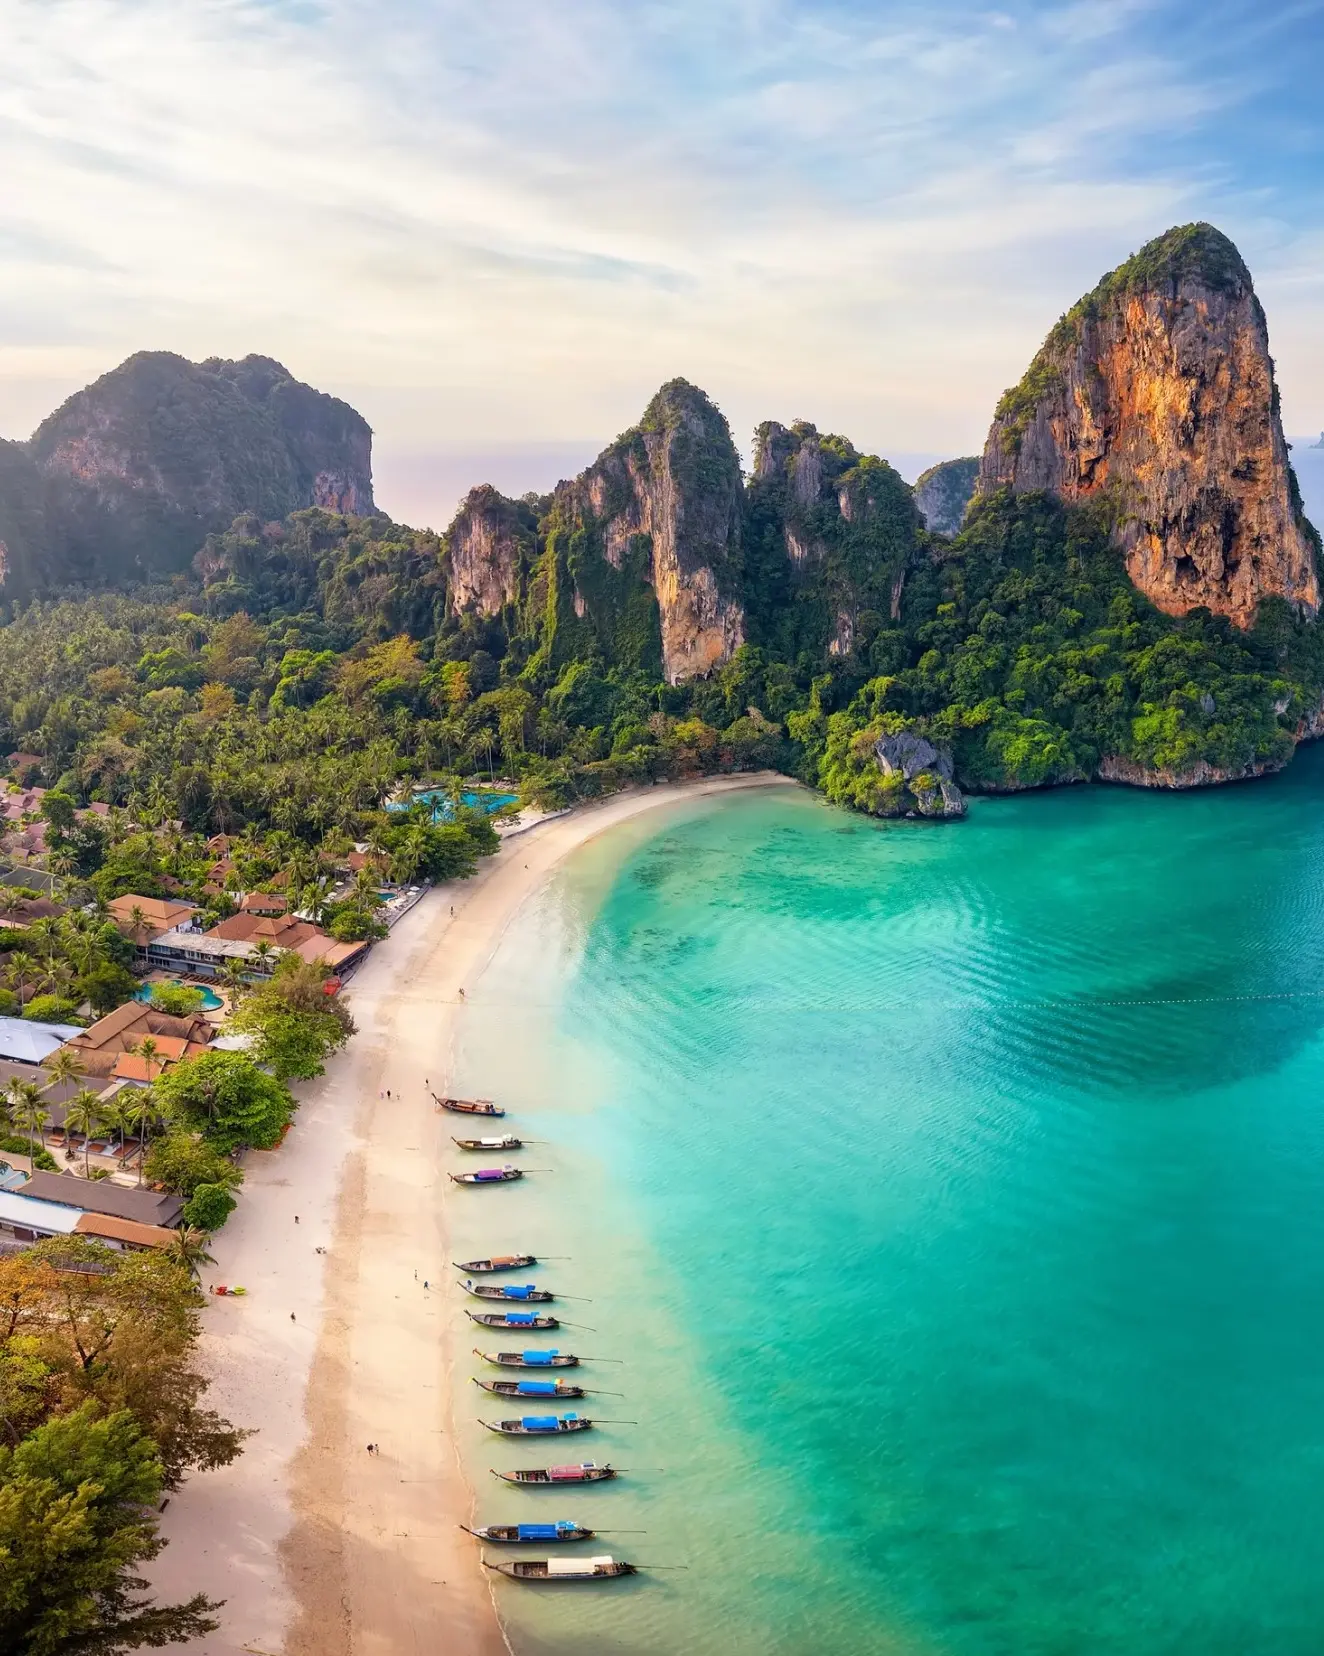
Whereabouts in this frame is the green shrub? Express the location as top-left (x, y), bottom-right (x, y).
top-left (22, 995), bottom-right (80, 1025)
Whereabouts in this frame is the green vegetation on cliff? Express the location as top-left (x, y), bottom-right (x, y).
top-left (993, 223), bottom-right (1254, 455)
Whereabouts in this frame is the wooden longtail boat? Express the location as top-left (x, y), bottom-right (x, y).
top-left (474, 1348), bottom-right (580, 1368)
top-left (435, 1094), bottom-right (505, 1117)
top-left (453, 1135), bottom-right (523, 1151)
top-left (462, 1521), bottom-right (594, 1544)
top-left (461, 1281), bottom-right (553, 1303)
top-left (484, 1556), bottom-right (636, 1581)
top-left (466, 1311), bottom-right (560, 1331)
top-left (473, 1378), bottom-right (586, 1399)
top-left (481, 1414), bottom-right (594, 1436)
top-left (456, 1255), bottom-right (539, 1274)
top-left (490, 1463), bottom-right (617, 1485)
top-left (450, 1167), bottom-right (523, 1186)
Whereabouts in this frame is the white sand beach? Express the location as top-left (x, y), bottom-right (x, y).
top-left (148, 772), bottom-right (786, 1655)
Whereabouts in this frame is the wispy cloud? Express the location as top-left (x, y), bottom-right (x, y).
top-left (0, 0), bottom-right (1320, 524)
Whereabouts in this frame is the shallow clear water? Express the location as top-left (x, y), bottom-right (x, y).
top-left (450, 755), bottom-right (1324, 1656)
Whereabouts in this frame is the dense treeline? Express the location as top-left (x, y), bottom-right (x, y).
top-left (0, 1237), bottom-right (242, 1651)
top-left (2, 488), bottom-right (1319, 833)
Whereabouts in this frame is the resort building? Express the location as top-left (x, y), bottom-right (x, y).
top-left (207, 911), bottom-right (369, 973)
top-left (20, 1169), bottom-right (184, 1229)
top-left (61, 1000), bottom-right (214, 1080)
top-left (0, 1185), bottom-right (177, 1251)
top-left (0, 1014), bottom-right (84, 1065)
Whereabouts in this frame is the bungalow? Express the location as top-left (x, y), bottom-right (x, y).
top-left (108, 894), bottom-right (199, 952)
top-left (239, 891), bottom-right (288, 917)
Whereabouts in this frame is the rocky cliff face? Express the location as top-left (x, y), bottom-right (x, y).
top-left (444, 486), bottom-right (538, 618)
top-left (979, 223), bottom-right (1319, 628)
top-left (913, 457), bottom-right (978, 536)
top-left (747, 421), bottom-right (922, 655)
top-left (4, 351), bottom-right (375, 596)
top-left (543, 380), bottom-right (745, 683)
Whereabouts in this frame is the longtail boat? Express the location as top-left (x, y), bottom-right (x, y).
top-left (484, 1556), bottom-right (636, 1581)
top-left (450, 1166), bottom-right (523, 1186)
top-left (462, 1520), bottom-right (594, 1544)
top-left (456, 1255), bottom-right (539, 1274)
top-left (435, 1094), bottom-right (504, 1117)
top-left (481, 1413), bottom-right (593, 1436)
top-left (453, 1135), bottom-right (523, 1151)
top-left (473, 1378), bottom-right (586, 1399)
top-left (467, 1311), bottom-right (560, 1332)
top-left (474, 1348), bottom-right (580, 1369)
top-left (491, 1463), bottom-right (617, 1486)
top-left (461, 1280), bottom-right (553, 1303)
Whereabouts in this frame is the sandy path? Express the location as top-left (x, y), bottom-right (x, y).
top-left (148, 772), bottom-right (786, 1655)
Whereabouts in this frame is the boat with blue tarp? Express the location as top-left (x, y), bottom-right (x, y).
top-left (473, 1378), bottom-right (587, 1399)
top-left (462, 1280), bottom-right (552, 1302)
top-left (450, 1166), bottom-right (523, 1186)
top-left (466, 1310), bottom-right (560, 1331)
top-left (462, 1520), bottom-right (595, 1543)
top-left (481, 1413), bottom-right (593, 1436)
top-left (473, 1348), bottom-right (579, 1368)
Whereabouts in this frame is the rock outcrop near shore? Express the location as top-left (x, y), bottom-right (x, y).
top-left (978, 223), bottom-right (1320, 628)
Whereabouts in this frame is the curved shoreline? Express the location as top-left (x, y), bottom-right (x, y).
top-left (146, 772), bottom-right (789, 1655)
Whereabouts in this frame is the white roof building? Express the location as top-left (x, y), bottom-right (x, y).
top-left (0, 1187), bottom-right (81, 1236)
top-left (0, 1015), bottom-right (83, 1065)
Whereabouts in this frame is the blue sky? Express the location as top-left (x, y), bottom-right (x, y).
top-left (2, 0), bottom-right (1321, 525)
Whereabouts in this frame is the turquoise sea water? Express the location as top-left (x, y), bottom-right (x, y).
top-left (449, 756), bottom-right (1324, 1656)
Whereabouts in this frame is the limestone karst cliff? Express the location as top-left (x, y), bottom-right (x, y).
top-left (0, 351), bottom-right (375, 599)
top-left (442, 380), bottom-right (747, 684)
top-left (979, 223), bottom-right (1319, 628)
top-left (745, 420), bottom-right (922, 659)
top-left (444, 486), bottom-right (539, 619)
top-left (549, 379), bottom-right (746, 683)
top-left (913, 457), bottom-right (978, 536)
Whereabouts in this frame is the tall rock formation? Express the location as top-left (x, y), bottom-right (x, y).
top-left (541, 380), bottom-right (745, 683)
top-left (1, 351), bottom-right (374, 598)
top-left (444, 486), bottom-right (539, 618)
top-left (746, 421), bottom-right (921, 656)
top-left (913, 456), bottom-right (978, 536)
top-left (979, 223), bottom-right (1319, 628)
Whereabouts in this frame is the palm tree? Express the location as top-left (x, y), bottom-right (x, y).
top-left (43, 1048), bottom-right (86, 1095)
top-left (10, 1082), bottom-right (49, 1158)
top-left (249, 940), bottom-right (276, 976)
top-left (129, 1036), bottom-right (163, 1084)
top-left (127, 904), bottom-right (148, 944)
top-left (219, 957), bottom-right (247, 1002)
top-left (119, 1087), bottom-right (159, 1186)
top-left (167, 1226), bottom-right (216, 1281)
top-left (5, 949), bottom-right (36, 1005)
top-left (63, 1088), bottom-right (103, 1178)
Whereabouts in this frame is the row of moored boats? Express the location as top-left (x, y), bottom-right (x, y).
top-left (442, 1093), bottom-right (649, 1584)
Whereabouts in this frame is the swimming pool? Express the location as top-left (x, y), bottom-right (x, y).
top-left (389, 788), bottom-right (519, 822)
top-left (134, 983), bottom-right (224, 1011)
